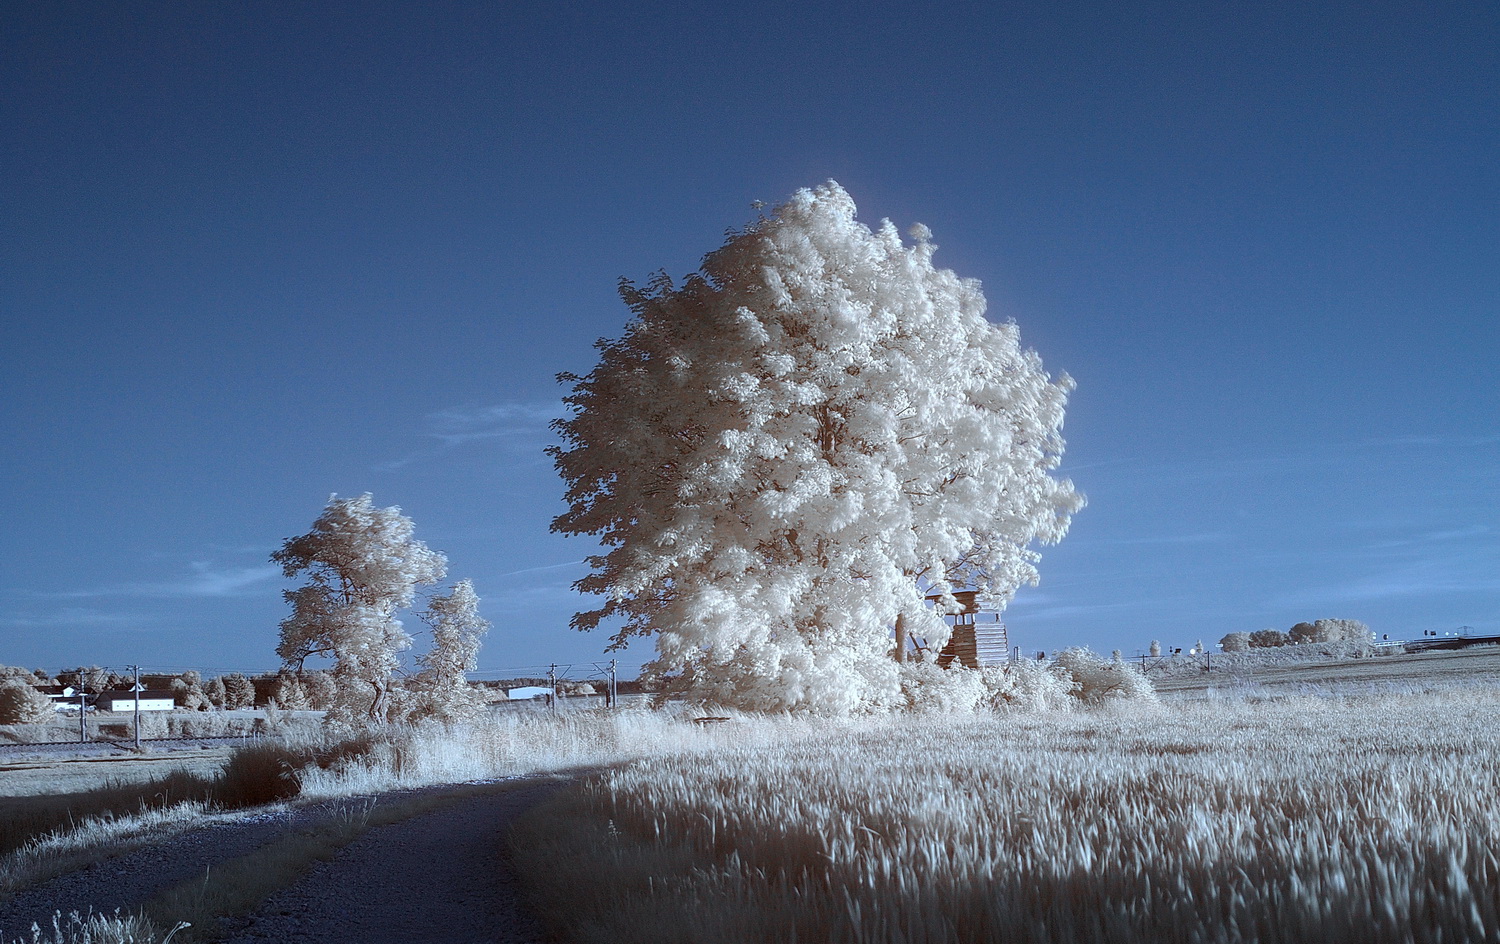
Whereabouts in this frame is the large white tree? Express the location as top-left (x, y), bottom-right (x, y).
top-left (273, 493), bottom-right (448, 722)
top-left (551, 182), bottom-right (1083, 712)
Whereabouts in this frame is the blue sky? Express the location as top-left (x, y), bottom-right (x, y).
top-left (3, 1), bottom-right (1495, 680)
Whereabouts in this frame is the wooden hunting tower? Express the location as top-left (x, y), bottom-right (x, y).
top-left (928, 590), bottom-right (1010, 668)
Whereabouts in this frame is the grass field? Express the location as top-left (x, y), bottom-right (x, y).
top-left (516, 656), bottom-right (1500, 943)
top-left (1149, 645), bottom-right (1500, 695)
top-left (7, 650), bottom-right (1500, 943)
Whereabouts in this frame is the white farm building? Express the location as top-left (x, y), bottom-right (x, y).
top-left (96, 690), bottom-right (176, 712)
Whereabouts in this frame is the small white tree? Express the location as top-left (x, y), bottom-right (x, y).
top-left (271, 670), bottom-right (310, 710)
top-left (407, 579), bottom-right (490, 721)
top-left (223, 673), bottom-right (256, 710)
top-left (172, 671), bottom-right (209, 710)
top-left (1327, 619), bottom-right (1373, 645)
top-left (552, 182), bottom-right (1083, 712)
top-left (272, 493), bottom-right (447, 723)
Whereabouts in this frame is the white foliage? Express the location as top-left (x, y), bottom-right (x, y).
top-left (897, 660), bottom-right (1095, 712)
top-left (552, 182), bottom-right (1083, 712)
top-left (270, 670), bottom-right (311, 710)
top-left (898, 661), bottom-right (992, 712)
top-left (1052, 647), bottom-right (1157, 704)
top-left (0, 679), bottom-right (54, 725)
top-left (408, 579), bottom-right (491, 721)
top-left (993, 659), bottom-right (1082, 710)
top-left (1293, 618), bottom-right (1372, 645)
top-left (272, 493), bottom-right (447, 722)
top-left (1219, 632), bottom-right (1251, 653)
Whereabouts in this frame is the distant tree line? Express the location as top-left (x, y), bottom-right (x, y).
top-left (1218, 619), bottom-right (1373, 653)
top-left (0, 662), bottom-right (383, 724)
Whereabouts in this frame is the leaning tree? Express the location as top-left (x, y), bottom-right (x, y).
top-left (272, 493), bottom-right (448, 722)
top-left (551, 182), bottom-right (1083, 712)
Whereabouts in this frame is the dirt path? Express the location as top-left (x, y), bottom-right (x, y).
top-left (218, 778), bottom-right (566, 944)
top-left (0, 777), bottom-right (569, 943)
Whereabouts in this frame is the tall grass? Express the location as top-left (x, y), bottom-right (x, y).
top-left (2, 909), bottom-right (181, 944)
top-left (517, 691), bottom-right (1500, 943)
top-left (290, 706), bottom-right (833, 798)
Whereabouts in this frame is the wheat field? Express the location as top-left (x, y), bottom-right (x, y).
top-left (517, 690), bottom-right (1500, 943)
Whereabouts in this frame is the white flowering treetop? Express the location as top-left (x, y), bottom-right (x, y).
top-left (273, 493), bottom-right (448, 722)
top-left (551, 182), bottom-right (1083, 712)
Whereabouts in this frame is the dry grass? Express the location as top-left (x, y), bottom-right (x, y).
top-left (0, 771), bottom-right (217, 862)
top-left (0, 801), bottom-right (216, 910)
top-left (2, 909), bottom-right (181, 944)
top-left (290, 706), bottom-right (832, 798)
top-left (516, 691), bottom-right (1500, 943)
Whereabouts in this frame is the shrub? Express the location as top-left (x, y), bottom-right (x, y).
top-left (1288, 621), bottom-right (1319, 644)
top-left (985, 660), bottom-right (1077, 711)
top-left (1249, 629), bottom-right (1288, 648)
top-left (213, 730), bottom-right (388, 807)
top-left (0, 680), bottom-right (54, 725)
top-left (1052, 648), bottom-right (1157, 704)
top-left (171, 674), bottom-right (209, 711)
top-left (1316, 618), bottom-right (1372, 644)
top-left (1219, 632), bottom-right (1251, 653)
top-left (898, 662), bottom-right (990, 712)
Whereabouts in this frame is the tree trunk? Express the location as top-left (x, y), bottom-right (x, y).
top-left (368, 679), bottom-right (388, 722)
top-left (894, 612), bottom-right (908, 663)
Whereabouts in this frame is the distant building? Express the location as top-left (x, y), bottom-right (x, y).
top-left (96, 690), bottom-right (176, 712)
top-left (41, 685), bottom-right (92, 711)
top-left (505, 686), bottom-right (553, 700)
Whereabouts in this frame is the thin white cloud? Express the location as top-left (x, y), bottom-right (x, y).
top-left (1270, 559), bottom-right (1497, 608)
top-left (495, 560), bottom-right (586, 580)
top-left (174, 563), bottom-right (282, 597)
top-left (0, 607), bottom-right (153, 629)
top-left (1363, 525), bottom-right (1490, 551)
top-left (1084, 532), bottom-right (1231, 547)
top-left (428, 402), bottom-right (559, 445)
top-left (39, 563), bottom-right (281, 601)
top-left (1004, 600), bottom-right (1140, 621)
top-left (379, 400), bottom-right (561, 471)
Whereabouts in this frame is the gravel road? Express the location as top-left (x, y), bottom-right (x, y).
top-left (220, 778), bottom-right (566, 944)
top-left (0, 777), bottom-right (569, 944)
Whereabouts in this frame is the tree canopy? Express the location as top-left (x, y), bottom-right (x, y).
top-left (272, 493), bottom-right (448, 722)
top-left (551, 182), bottom-right (1083, 711)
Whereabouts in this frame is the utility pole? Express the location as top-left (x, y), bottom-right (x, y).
top-left (77, 686), bottom-right (87, 744)
top-left (609, 658), bottom-right (618, 709)
top-left (548, 663), bottom-right (558, 713)
top-left (129, 664), bottom-right (142, 751)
